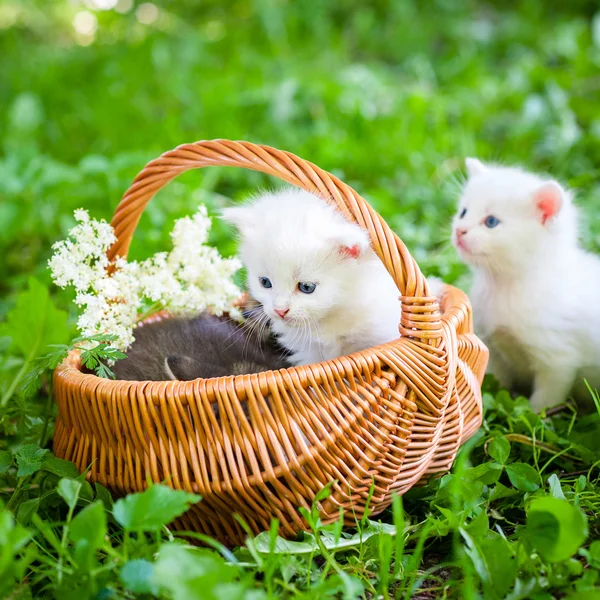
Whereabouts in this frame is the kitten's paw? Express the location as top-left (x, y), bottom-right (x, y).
top-left (529, 390), bottom-right (563, 413)
top-left (289, 348), bottom-right (326, 366)
top-left (528, 393), bottom-right (547, 413)
top-left (530, 368), bottom-right (575, 413)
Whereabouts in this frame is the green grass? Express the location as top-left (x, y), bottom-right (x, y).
top-left (1, 0), bottom-right (600, 598)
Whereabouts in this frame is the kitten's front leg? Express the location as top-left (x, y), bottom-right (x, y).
top-left (529, 365), bottom-right (577, 412)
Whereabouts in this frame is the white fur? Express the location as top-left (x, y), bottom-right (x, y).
top-left (453, 158), bottom-right (600, 411)
top-left (221, 188), bottom-right (401, 365)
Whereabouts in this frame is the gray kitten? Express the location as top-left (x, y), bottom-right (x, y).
top-left (112, 304), bottom-right (289, 381)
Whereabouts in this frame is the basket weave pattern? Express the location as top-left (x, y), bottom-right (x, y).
top-left (53, 140), bottom-right (488, 545)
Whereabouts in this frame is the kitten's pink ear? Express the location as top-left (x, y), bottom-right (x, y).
top-left (533, 181), bottom-right (564, 225)
top-left (465, 157), bottom-right (488, 178)
top-left (332, 225), bottom-right (370, 260)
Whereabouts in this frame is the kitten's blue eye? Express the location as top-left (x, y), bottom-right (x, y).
top-left (297, 282), bottom-right (316, 294)
top-left (484, 215), bottom-right (500, 228)
top-left (259, 277), bottom-right (272, 289)
top-left (459, 208), bottom-right (467, 219)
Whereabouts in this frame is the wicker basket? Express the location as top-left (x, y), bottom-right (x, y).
top-left (53, 140), bottom-right (488, 546)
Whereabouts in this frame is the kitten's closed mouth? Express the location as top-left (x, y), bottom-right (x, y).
top-left (454, 236), bottom-right (472, 253)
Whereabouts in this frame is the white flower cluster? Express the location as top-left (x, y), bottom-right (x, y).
top-left (49, 207), bottom-right (241, 351)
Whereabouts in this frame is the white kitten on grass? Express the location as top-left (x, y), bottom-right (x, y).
top-left (453, 158), bottom-right (600, 411)
top-left (222, 188), bottom-right (401, 366)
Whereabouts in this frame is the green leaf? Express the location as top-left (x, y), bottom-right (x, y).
top-left (580, 540), bottom-right (600, 569)
top-left (547, 473), bottom-right (566, 500)
top-left (0, 451), bottom-right (13, 473)
top-left (78, 339), bottom-right (125, 379)
top-left (41, 454), bottom-right (80, 479)
top-left (253, 520), bottom-right (396, 554)
top-left (505, 463), bottom-right (540, 492)
top-left (464, 510), bottom-right (489, 538)
top-left (464, 462), bottom-right (503, 485)
top-left (70, 501), bottom-right (106, 550)
top-left (2, 278), bottom-right (69, 359)
top-left (21, 345), bottom-right (71, 398)
top-left (76, 475), bottom-right (95, 503)
top-left (15, 444), bottom-right (48, 477)
top-left (434, 506), bottom-right (459, 530)
top-left (121, 559), bottom-right (158, 595)
top-left (95, 483), bottom-right (114, 512)
top-left (113, 484), bottom-right (201, 532)
top-left (0, 509), bottom-right (32, 554)
top-left (526, 497), bottom-right (588, 563)
top-left (461, 529), bottom-right (518, 600)
top-left (337, 571), bottom-right (365, 600)
top-left (16, 498), bottom-right (39, 525)
top-left (576, 475), bottom-right (587, 493)
top-left (20, 368), bottom-right (45, 399)
top-left (153, 544), bottom-right (237, 598)
top-left (91, 360), bottom-right (116, 380)
top-left (489, 482), bottom-right (519, 502)
top-left (73, 538), bottom-right (95, 572)
top-left (57, 478), bottom-right (82, 510)
top-left (488, 436), bottom-right (510, 464)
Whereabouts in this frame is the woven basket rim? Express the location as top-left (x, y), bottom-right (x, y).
top-left (54, 282), bottom-right (468, 406)
top-left (57, 324), bottom-right (424, 390)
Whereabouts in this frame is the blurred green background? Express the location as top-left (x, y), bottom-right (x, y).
top-left (2, 0), bottom-right (600, 317)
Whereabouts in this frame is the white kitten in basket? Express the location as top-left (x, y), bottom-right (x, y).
top-left (222, 188), bottom-right (401, 365)
top-left (452, 158), bottom-right (600, 411)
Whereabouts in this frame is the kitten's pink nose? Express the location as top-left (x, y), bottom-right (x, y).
top-left (455, 228), bottom-right (470, 251)
top-left (274, 308), bottom-right (289, 319)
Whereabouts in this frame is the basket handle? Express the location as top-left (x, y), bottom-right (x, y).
top-left (108, 139), bottom-right (440, 339)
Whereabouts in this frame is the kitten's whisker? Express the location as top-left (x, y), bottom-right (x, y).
top-left (301, 317), bottom-right (310, 354)
top-left (287, 322), bottom-right (304, 352)
top-left (304, 317), bottom-right (314, 350)
top-left (240, 312), bottom-right (269, 359)
top-left (253, 313), bottom-right (272, 360)
top-left (289, 318), bottom-right (310, 355)
top-left (307, 314), bottom-right (324, 362)
top-left (219, 319), bottom-right (251, 351)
